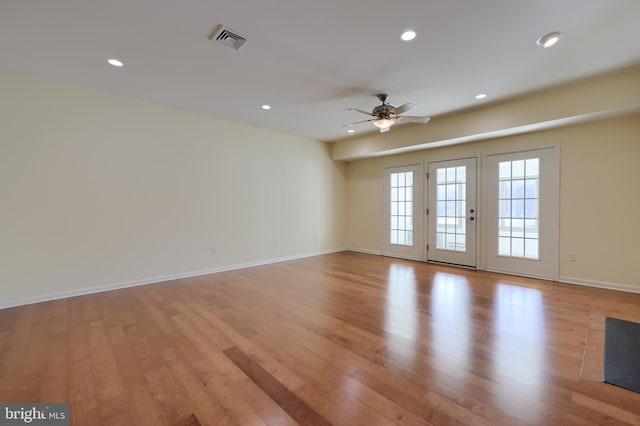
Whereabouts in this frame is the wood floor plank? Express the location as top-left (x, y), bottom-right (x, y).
top-left (15, 319), bottom-right (50, 401)
top-left (249, 329), bottom-right (433, 426)
top-left (0, 308), bottom-right (33, 401)
top-left (571, 391), bottom-right (640, 425)
top-left (232, 377), bottom-right (298, 426)
top-left (167, 361), bottom-right (232, 425)
top-left (88, 321), bottom-right (126, 402)
top-left (67, 308), bottom-right (97, 404)
top-left (106, 324), bottom-right (165, 426)
top-left (96, 392), bottom-right (136, 426)
top-left (70, 398), bottom-right (101, 426)
top-left (256, 316), bottom-right (500, 426)
top-left (144, 366), bottom-right (201, 426)
top-left (2, 251), bottom-right (640, 425)
top-left (223, 346), bottom-right (332, 426)
top-left (581, 312), bottom-right (605, 382)
top-left (39, 330), bottom-right (68, 402)
top-left (190, 358), bottom-right (266, 426)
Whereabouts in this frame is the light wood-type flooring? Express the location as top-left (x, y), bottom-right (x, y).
top-left (2, 251), bottom-right (640, 425)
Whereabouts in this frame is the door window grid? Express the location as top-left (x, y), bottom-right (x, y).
top-left (435, 166), bottom-right (466, 252)
top-left (498, 159), bottom-right (540, 259)
top-left (390, 172), bottom-right (413, 246)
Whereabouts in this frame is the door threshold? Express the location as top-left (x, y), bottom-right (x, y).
top-left (426, 260), bottom-right (477, 270)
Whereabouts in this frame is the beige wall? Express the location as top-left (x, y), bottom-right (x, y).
top-left (0, 69), bottom-right (348, 307)
top-left (346, 113), bottom-right (640, 289)
top-left (2, 67), bottom-right (639, 307)
top-left (333, 65), bottom-right (640, 161)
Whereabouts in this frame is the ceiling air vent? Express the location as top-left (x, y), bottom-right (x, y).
top-left (210, 26), bottom-right (247, 50)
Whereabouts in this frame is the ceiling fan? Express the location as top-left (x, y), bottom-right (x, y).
top-left (344, 94), bottom-right (431, 133)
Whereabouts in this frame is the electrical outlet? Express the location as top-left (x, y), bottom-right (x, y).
top-left (568, 252), bottom-right (576, 261)
top-left (211, 247), bottom-right (216, 255)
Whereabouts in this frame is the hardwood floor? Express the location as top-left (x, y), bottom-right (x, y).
top-left (2, 251), bottom-right (640, 425)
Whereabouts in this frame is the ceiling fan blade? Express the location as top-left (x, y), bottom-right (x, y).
top-left (348, 108), bottom-right (375, 116)
top-left (397, 115), bottom-right (431, 124)
top-left (394, 103), bottom-right (418, 115)
top-left (342, 118), bottom-right (375, 127)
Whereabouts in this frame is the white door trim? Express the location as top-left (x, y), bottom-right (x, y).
top-left (425, 157), bottom-right (478, 268)
top-left (482, 144), bottom-right (560, 280)
top-left (381, 163), bottom-right (424, 261)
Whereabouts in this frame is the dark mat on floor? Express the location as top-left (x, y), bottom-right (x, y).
top-left (604, 317), bottom-right (640, 393)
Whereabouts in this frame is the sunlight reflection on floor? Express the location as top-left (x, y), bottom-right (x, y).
top-left (384, 264), bottom-right (418, 346)
top-left (431, 272), bottom-right (471, 380)
top-left (383, 263), bottom-right (548, 420)
top-left (492, 283), bottom-right (546, 419)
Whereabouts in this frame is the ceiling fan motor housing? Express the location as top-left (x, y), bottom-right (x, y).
top-left (343, 93), bottom-right (429, 130)
top-left (372, 104), bottom-right (396, 119)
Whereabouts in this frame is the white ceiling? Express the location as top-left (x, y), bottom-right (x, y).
top-left (2, 0), bottom-right (640, 142)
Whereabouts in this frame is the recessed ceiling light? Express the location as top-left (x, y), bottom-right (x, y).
top-left (107, 58), bottom-right (123, 67)
top-left (261, 104), bottom-right (271, 110)
top-left (347, 129), bottom-right (355, 133)
top-left (401, 30), bottom-right (416, 41)
top-left (475, 93), bottom-right (487, 100)
top-left (536, 31), bottom-right (561, 48)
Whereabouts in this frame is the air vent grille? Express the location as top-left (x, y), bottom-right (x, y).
top-left (211, 26), bottom-right (247, 50)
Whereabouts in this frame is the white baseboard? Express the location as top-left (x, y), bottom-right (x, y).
top-left (558, 276), bottom-right (640, 294)
top-left (346, 247), bottom-right (382, 255)
top-left (8, 251), bottom-right (636, 310)
top-left (0, 248), bottom-right (348, 310)
top-left (485, 267), bottom-right (556, 281)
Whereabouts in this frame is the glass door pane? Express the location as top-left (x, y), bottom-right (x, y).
top-left (497, 158), bottom-right (540, 260)
top-left (390, 171), bottom-right (414, 246)
top-left (435, 166), bottom-right (467, 252)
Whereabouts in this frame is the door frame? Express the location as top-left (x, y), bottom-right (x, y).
top-left (425, 156), bottom-right (479, 268)
top-left (381, 163), bottom-right (425, 261)
top-left (482, 145), bottom-right (560, 280)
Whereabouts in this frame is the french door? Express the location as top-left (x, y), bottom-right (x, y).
top-left (484, 146), bottom-right (559, 280)
top-left (382, 164), bottom-right (424, 260)
top-left (426, 158), bottom-right (477, 267)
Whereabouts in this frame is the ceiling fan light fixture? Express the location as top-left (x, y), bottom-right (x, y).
top-left (373, 118), bottom-right (396, 128)
top-left (536, 31), bottom-right (561, 48)
top-left (344, 94), bottom-right (429, 132)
